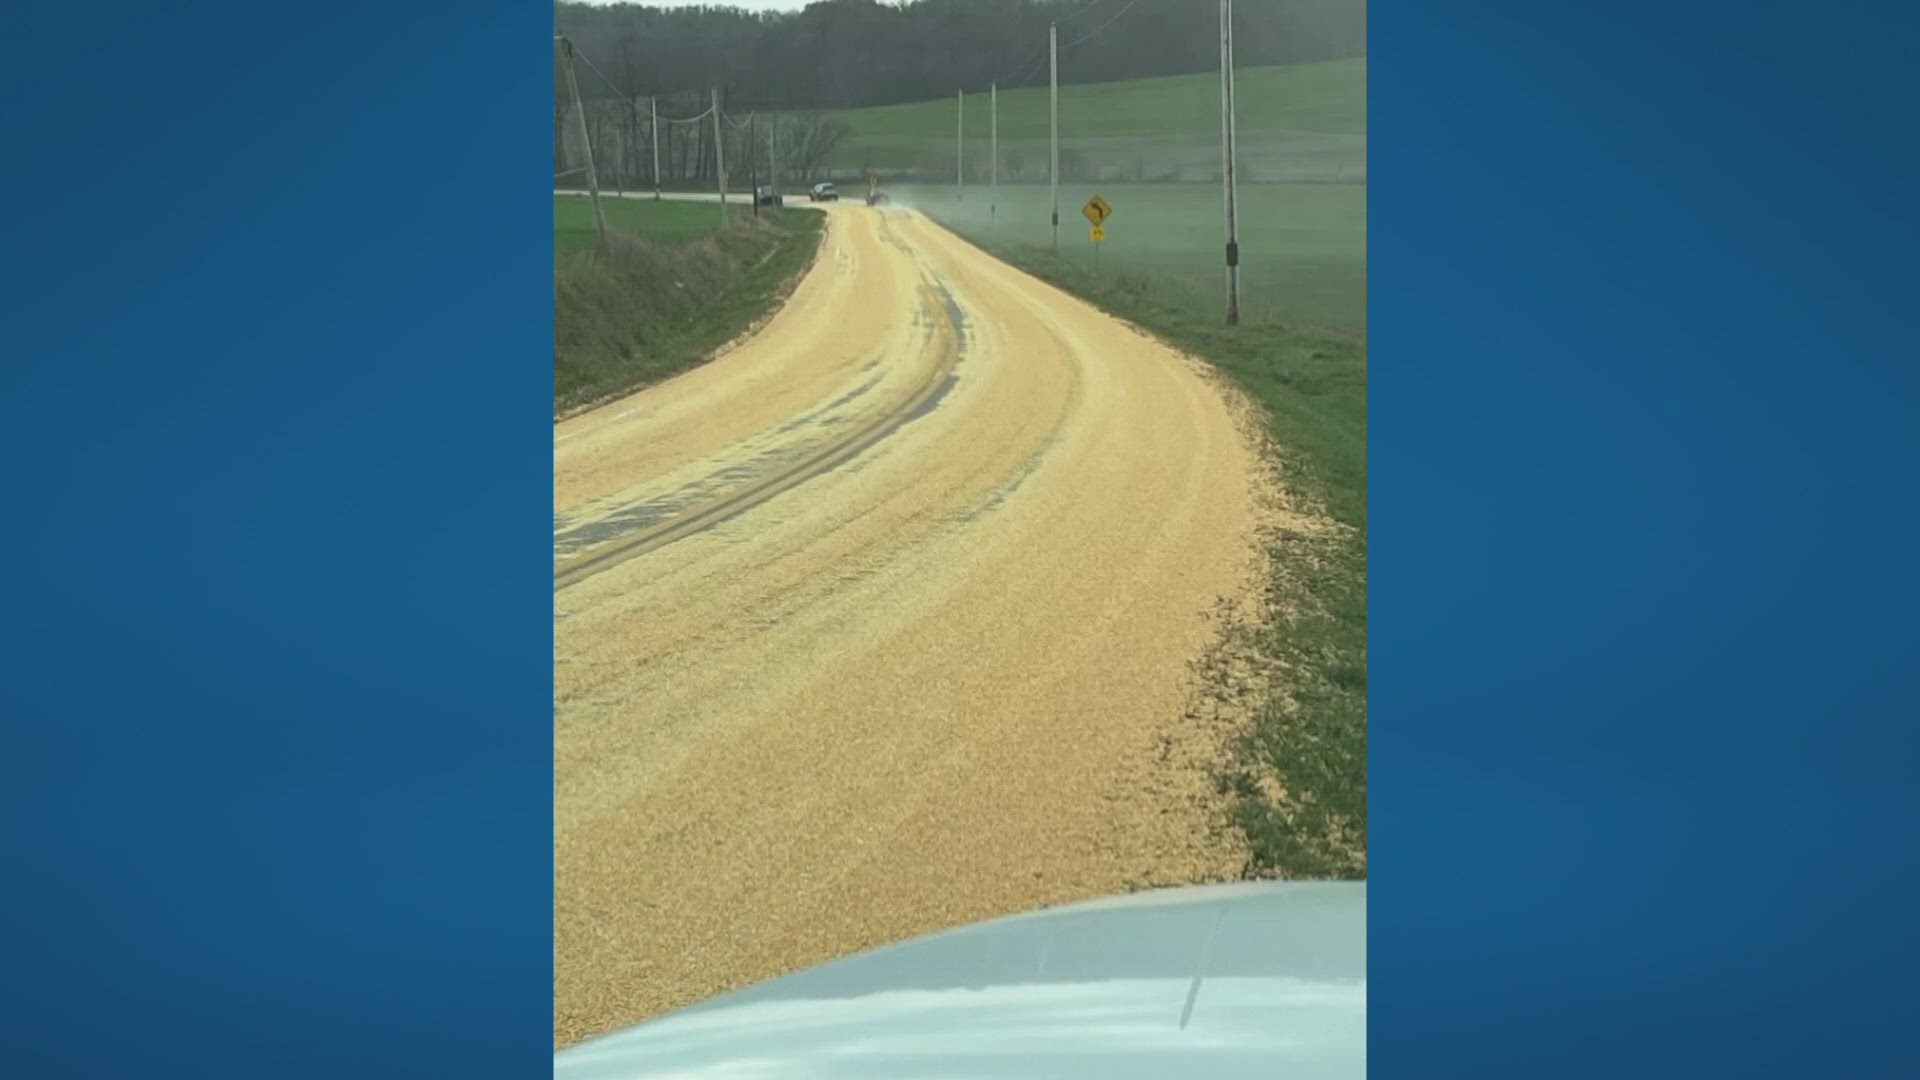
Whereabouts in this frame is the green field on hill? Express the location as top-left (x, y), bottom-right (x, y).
top-left (831, 57), bottom-right (1366, 333)
top-left (893, 182), bottom-right (1363, 333)
top-left (824, 58), bottom-right (1365, 185)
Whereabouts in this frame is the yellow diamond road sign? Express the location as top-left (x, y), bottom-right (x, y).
top-left (1090, 224), bottom-right (1107, 243)
top-left (1082, 193), bottom-right (1112, 226)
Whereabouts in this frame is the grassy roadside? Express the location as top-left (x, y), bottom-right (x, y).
top-left (934, 230), bottom-right (1367, 879)
top-left (895, 184), bottom-right (1365, 333)
top-left (555, 199), bottom-right (825, 415)
top-left (555, 196), bottom-right (740, 251)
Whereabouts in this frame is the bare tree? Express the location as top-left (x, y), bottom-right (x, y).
top-left (783, 113), bottom-right (849, 182)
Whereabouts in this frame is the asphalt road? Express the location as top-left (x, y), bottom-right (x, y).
top-left (554, 202), bottom-right (1266, 1046)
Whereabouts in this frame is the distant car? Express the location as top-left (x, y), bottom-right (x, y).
top-left (754, 186), bottom-right (783, 207)
top-left (809, 182), bottom-right (839, 202)
top-left (555, 881), bottom-right (1366, 1079)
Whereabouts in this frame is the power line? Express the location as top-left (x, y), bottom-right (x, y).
top-left (997, 0), bottom-right (1145, 91)
top-left (566, 0), bottom-right (1139, 117)
top-left (1060, 0), bottom-right (1144, 50)
top-left (659, 104), bottom-right (715, 125)
top-left (1003, 45), bottom-right (1051, 89)
top-left (556, 35), bottom-right (608, 244)
top-left (996, 0), bottom-right (1095, 89)
top-left (564, 35), bottom-right (715, 122)
top-left (557, 35), bottom-right (631, 100)
top-left (559, 36), bottom-right (725, 127)
top-left (577, 54), bottom-right (627, 98)
top-left (1051, 0), bottom-right (1109, 24)
top-left (983, 0), bottom-right (1106, 94)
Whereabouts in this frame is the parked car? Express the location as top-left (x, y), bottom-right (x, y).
top-left (754, 186), bottom-right (783, 207)
top-left (809, 182), bottom-right (839, 202)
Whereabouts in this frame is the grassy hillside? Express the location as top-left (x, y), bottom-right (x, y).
top-left (824, 58), bottom-right (1365, 184)
top-left (839, 58), bottom-right (1363, 141)
top-left (829, 57), bottom-right (1367, 332)
top-left (555, 197), bottom-right (824, 414)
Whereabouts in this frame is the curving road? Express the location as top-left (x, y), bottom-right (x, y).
top-left (554, 203), bottom-right (1265, 1046)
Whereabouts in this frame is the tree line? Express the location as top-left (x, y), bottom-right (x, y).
top-left (557, 96), bottom-right (849, 191)
top-left (555, 0), bottom-right (1366, 112)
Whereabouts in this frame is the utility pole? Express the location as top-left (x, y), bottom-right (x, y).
top-left (627, 97), bottom-right (643, 197)
top-left (749, 112), bottom-right (759, 216)
top-left (1049, 22), bottom-right (1059, 252)
top-left (613, 100), bottom-right (626, 198)
top-left (956, 89), bottom-right (964, 201)
top-left (1219, 0), bottom-right (1241, 325)
top-left (559, 37), bottom-right (608, 247)
top-left (990, 81), bottom-right (998, 235)
top-left (650, 95), bottom-right (661, 200)
top-left (768, 119), bottom-right (778, 198)
top-left (712, 87), bottom-right (727, 218)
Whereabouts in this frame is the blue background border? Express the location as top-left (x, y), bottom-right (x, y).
top-left (2, 1), bottom-right (552, 1075)
top-left (4, 0), bottom-right (1920, 1075)
top-left (1375, 1), bottom-right (1920, 1075)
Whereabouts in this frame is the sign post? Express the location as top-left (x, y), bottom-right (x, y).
top-left (1082, 194), bottom-right (1112, 271)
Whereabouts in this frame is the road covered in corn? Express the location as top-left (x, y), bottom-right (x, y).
top-left (554, 200), bottom-right (1268, 1046)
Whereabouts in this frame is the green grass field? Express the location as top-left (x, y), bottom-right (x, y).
top-left (894, 181), bottom-right (1364, 334)
top-left (824, 58), bottom-right (1367, 335)
top-left (554, 196), bottom-right (732, 252)
top-left (826, 59), bottom-right (1365, 185)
